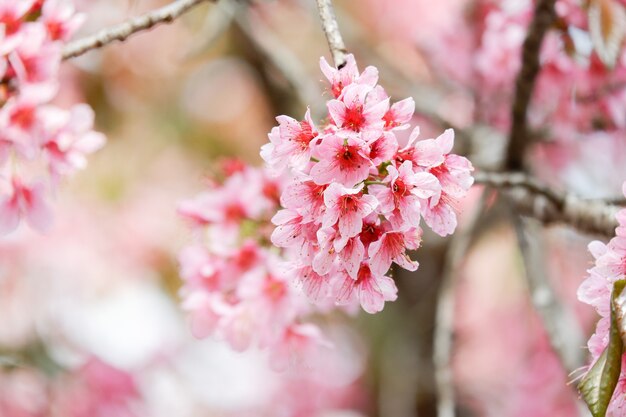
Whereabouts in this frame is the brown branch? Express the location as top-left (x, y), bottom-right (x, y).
top-left (504, 0), bottom-right (557, 171)
top-left (62, 0), bottom-right (214, 60)
top-left (314, 0), bottom-right (347, 68)
top-left (475, 171), bottom-right (620, 237)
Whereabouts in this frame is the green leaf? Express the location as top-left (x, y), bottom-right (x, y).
top-left (579, 279), bottom-right (626, 417)
top-left (613, 281), bottom-right (626, 345)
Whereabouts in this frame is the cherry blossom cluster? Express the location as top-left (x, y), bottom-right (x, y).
top-left (0, 0), bottom-right (104, 235)
top-left (261, 54), bottom-right (474, 314)
top-left (578, 183), bottom-right (626, 415)
top-left (422, 0), bottom-right (626, 144)
top-left (178, 163), bottom-right (329, 370)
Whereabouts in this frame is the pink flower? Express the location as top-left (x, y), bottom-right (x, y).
top-left (9, 24), bottom-right (60, 102)
top-left (0, 178), bottom-right (52, 235)
top-left (294, 264), bottom-right (332, 301)
top-left (320, 53), bottom-right (378, 98)
top-left (327, 84), bottom-right (389, 141)
top-left (229, 55), bottom-right (473, 320)
top-left (383, 97), bottom-right (415, 130)
top-left (338, 236), bottom-right (366, 279)
top-left (0, 1), bottom-right (33, 38)
top-left (271, 208), bottom-right (317, 260)
top-left (238, 260), bottom-right (296, 330)
top-left (336, 263), bottom-right (398, 314)
top-left (312, 226), bottom-right (340, 276)
top-left (0, 0), bottom-right (104, 236)
top-left (310, 134), bottom-right (372, 187)
top-left (178, 245), bottom-right (221, 291)
top-left (368, 131), bottom-right (398, 165)
top-left (370, 160), bottom-right (440, 229)
top-left (41, 0), bottom-right (85, 41)
top-left (256, 54), bottom-right (473, 315)
top-left (368, 228), bottom-right (421, 276)
top-left (261, 109), bottom-right (318, 173)
top-left (421, 197), bottom-right (459, 237)
top-left (280, 178), bottom-right (327, 222)
top-left (312, 226), bottom-right (365, 280)
top-left (396, 127), bottom-right (445, 167)
top-left (413, 129), bottom-right (474, 236)
top-left (322, 182), bottom-right (378, 245)
top-left (41, 104), bottom-right (106, 178)
top-left (0, 98), bottom-right (40, 157)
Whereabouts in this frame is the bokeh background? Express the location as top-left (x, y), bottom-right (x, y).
top-left (1, 0), bottom-right (622, 416)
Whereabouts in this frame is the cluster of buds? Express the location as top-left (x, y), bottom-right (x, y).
top-left (0, 0), bottom-right (104, 235)
top-left (262, 54), bottom-right (474, 313)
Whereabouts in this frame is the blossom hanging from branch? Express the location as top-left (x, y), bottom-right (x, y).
top-left (0, 0), bottom-right (105, 235)
top-left (177, 55), bottom-right (474, 370)
top-left (261, 54), bottom-right (474, 313)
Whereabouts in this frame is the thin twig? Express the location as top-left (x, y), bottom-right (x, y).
top-left (475, 171), bottom-right (619, 237)
top-left (475, 170), bottom-right (563, 207)
top-left (434, 193), bottom-right (486, 417)
top-left (591, 196), bottom-right (626, 206)
top-left (504, 0), bottom-right (557, 170)
top-left (314, 0), bottom-right (347, 68)
top-left (512, 216), bottom-right (586, 373)
top-left (62, 0), bottom-right (214, 60)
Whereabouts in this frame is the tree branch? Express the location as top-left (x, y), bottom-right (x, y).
top-left (314, 0), bottom-right (347, 68)
top-left (476, 171), bottom-right (619, 237)
top-left (512, 216), bottom-right (586, 374)
top-left (62, 0), bottom-right (214, 60)
top-left (504, 0), bottom-right (557, 171)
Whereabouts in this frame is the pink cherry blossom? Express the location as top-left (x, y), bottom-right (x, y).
top-left (369, 160), bottom-right (440, 228)
top-left (368, 228), bottom-right (421, 276)
top-left (261, 109), bottom-right (318, 173)
top-left (413, 129), bottom-right (474, 236)
top-left (41, 0), bottom-right (85, 41)
top-left (9, 24), bottom-right (60, 102)
top-left (336, 263), bottom-right (398, 314)
top-left (322, 183), bottom-right (378, 245)
top-left (383, 97), bottom-right (415, 130)
top-left (320, 53), bottom-right (379, 98)
top-left (310, 134), bottom-right (372, 187)
top-left (256, 54), bottom-right (473, 315)
top-left (368, 131), bottom-right (398, 165)
top-left (0, 178), bottom-right (52, 234)
top-left (271, 208), bottom-right (316, 257)
top-left (280, 177), bottom-right (327, 221)
top-left (0, 0), bottom-right (105, 236)
top-left (41, 104), bottom-right (106, 178)
top-left (327, 84), bottom-right (389, 141)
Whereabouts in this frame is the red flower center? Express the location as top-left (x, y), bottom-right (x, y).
top-left (343, 105), bottom-right (365, 131)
